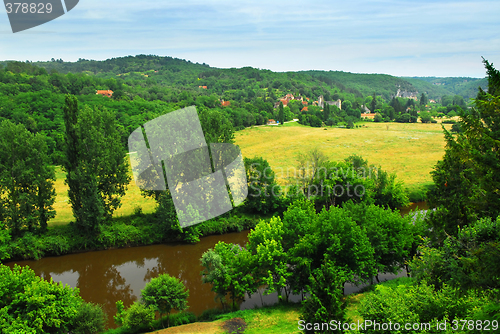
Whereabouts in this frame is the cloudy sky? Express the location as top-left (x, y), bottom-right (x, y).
top-left (1, 0), bottom-right (499, 77)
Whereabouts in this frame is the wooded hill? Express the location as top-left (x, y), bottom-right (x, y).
top-left (0, 54), bottom-right (488, 164)
top-left (403, 76), bottom-right (487, 100)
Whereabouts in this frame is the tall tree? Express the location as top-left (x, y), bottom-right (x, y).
top-left (63, 95), bottom-right (130, 234)
top-left (428, 59), bottom-right (500, 240)
top-left (278, 101), bottom-right (285, 125)
top-left (370, 93), bottom-right (377, 113)
top-left (420, 93), bottom-right (428, 107)
top-left (0, 120), bottom-right (56, 234)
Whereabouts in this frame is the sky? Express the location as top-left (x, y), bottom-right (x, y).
top-left (1, 0), bottom-right (499, 77)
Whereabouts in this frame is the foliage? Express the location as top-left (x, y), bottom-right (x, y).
top-left (0, 120), bottom-right (56, 235)
top-left (342, 202), bottom-right (413, 280)
top-left (122, 302), bottom-right (155, 332)
top-left (243, 156), bottom-right (284, 215)
top-left (114, 300), bottom-right (125, 326)
top-left (300, 261), bottom-right (347, 334)
top-left (293, 206), bottom-right (376, 290)
top-left (63, 95), bottom-right (130, 234)
top-left (427, 59), bottom-right (500, 239)
top-left (247, 216), bottom-right (291, 301)
top-left (358, 278), bottom-right (492, 334)
top-left (141, 273), bottom-right (189, 327)
top-left (201, 241), bottom-right (254, 311)
top-left (0, 264), bottom-right (85, 333)
top-left (410, 216), bottom-right (500, 291)
top-left (70, 302), bottom-right (107, 334)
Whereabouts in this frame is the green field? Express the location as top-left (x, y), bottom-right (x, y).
top-left (49, 121), bottom-right (449, 225)
top-left (50, 164), bottom-right (157, 226)
top-left (235, 121), bottom-right (452, 196)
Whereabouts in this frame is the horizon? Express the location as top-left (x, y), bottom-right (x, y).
top-left (0, 55), bottom-right (489, 79)
top-left (1, 0), bottom-right (499, 78)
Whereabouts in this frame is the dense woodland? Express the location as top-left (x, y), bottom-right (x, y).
top-left (0, 55), bottom-right (498, 333)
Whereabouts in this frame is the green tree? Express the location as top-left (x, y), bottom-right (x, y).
top-left (122, 302), bottom-right (155, 332)
top-left (141, 273), bottom-right (189, 327)
top-left (420, 92), bottom-right (428, 107)
top-left (278, 101), bottom-right (285, 125)
top-left (300, 261), bottom-right (347, 334)
top-left (0, 120), bottom-right (56, 235)
top-left (323, 103), bottom-right (330, 121)
top-left (70, 302), bottom-right (107, 334)
top-left (419, 111), bottom-right (433, 123)
top-left (200, 241), bottom-right (254, 310)
top-left (294, 206), bottom-right (376, 292)
top-left (427, 59), bottom-right (500, 239)
top-left (248, 216), bottom-right (291, 301)
top-left (0, 264), bottom-right (85, 333)
top-left (243, 156), bottom-right (284, 214)
top-left (63, 95), bottom-right (130, 234)
top-left (343, 202), bottom-right (412, 282)
top-left (370, 93), bottom-right (377, 113)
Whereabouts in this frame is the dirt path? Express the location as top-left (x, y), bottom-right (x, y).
top-left (147, 321), bottom-right (225, 334)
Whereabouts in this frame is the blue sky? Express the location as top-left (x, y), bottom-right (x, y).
top-left (1, 0), bottom-right (499, 77)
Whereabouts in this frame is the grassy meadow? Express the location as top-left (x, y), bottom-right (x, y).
top-left (50, 164), bottom-right (157, 226)
top-left (49, 120), bottom-right (449, 225)
top-left (235, 121), bottom-right (452, 197)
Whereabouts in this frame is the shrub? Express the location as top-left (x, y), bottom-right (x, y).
top-left (358, 279), bottom-right (490, 333)
top-left (197, 308), bottom-right (226, 321)
top-left (141, 273), bottom-right (189, 327)
top-left (169, 311), bottom-right (196, 327)
top-left (71, 302), bottom-right (107, 334)
top-left (0, 229), bottom-right (12, 261)
top-left (122, 302), bottom-right (155, 332)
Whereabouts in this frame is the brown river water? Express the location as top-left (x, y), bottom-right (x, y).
top-left (6, 202), bottom-right (425, 329)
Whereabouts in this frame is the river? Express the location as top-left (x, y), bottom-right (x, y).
top-left (6, 202), bottom-right (424, 329)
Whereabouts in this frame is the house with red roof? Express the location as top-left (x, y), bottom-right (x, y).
top-left (96, 90), bottom-right (113, 97)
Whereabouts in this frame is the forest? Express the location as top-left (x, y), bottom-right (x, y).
top-left (0, 55), bottom-right (498, 333)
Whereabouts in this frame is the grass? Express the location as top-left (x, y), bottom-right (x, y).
top-left (148, 278), bottom-right (416, 334)
top-left (49, 163), bottom-right (157, 226)
top-left (149, 303), bottom-right (301, 334)
top-left (236, 121), bottom-right (451, 197)
top-left (50, 121), bottom-right (447, 226)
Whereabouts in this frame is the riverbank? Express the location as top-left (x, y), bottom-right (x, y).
top-left (1, 211), bottom-right (259, 262)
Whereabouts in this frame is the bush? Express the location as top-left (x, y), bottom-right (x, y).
top-left (442, 119), bottom-right (456, 124)
top-left (71, 302), bottom-right (107, 334)
top-left (122, 302), bottom-right (155, 332)
top-left (358, 279), bottom-right (491, 333)
top-left (197, 308), bottom-right (226, 321)
top-left (373, 113), bottom-right (383, 122)
top-left (97, 223), bottom-right (141, 248)
top-left (168, 311), bottom-right (196, 327)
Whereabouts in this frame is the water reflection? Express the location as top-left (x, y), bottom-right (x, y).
top-left (7, 231), bottom-right (250, 328)
top-left (7, 221), bottom-right (413, 329)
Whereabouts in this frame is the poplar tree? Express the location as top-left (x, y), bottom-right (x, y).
top-left (63, 95), bottom-right (130, 234)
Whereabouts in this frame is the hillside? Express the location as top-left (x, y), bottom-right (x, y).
top-left (0, 54), bottom-right (487, 167)
top-left (303, 70), bottom-right (418, 100)
top-left (403, 76), bottom-right (487, 101)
